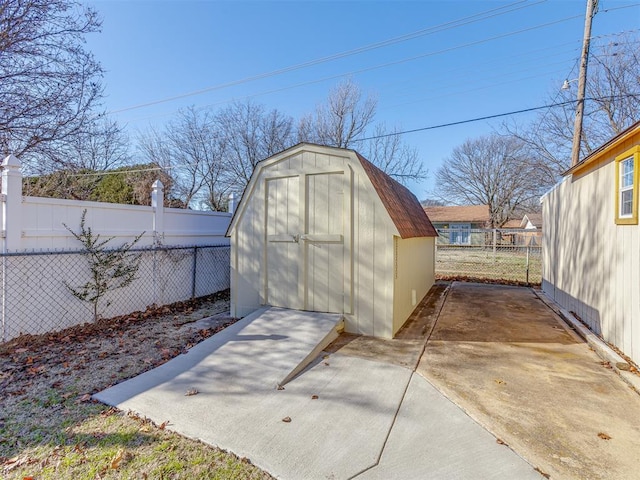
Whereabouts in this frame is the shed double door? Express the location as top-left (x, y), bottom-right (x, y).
top-left (265, 170), bottom-right (351, 314)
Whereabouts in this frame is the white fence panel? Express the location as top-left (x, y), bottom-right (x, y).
top-left (0, 156), bottom-right (231, 252)
top-left (0, 155), bottom-right (233, 342)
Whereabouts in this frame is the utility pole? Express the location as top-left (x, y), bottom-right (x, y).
top-left (571, 0), bottom-right (598, 167)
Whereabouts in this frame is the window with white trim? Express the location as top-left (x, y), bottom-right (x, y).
top-left (615, 146), bottom-right (640, 225)
top-left (619, 157), bottom-right (634, 217)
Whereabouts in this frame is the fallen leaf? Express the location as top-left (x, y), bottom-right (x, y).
top-left (534, 467), bottom-right (550, 479)
top-left (15, 348), bottom-right (28, 354)
top-left (184, 388), bottom-right (198, 396)
top-left (282, 416), bottom-right (292, 423)
top-left (311, 395), bottom-right (319, 400)
top-left (160, 348), bottom-right (172, 358)
top-left (78, 393), bottom-right (92, 403)
top-left (598, 432), bottom-right (611, 440)
top-left (496, 438), bottom-right (507, 445)
top-left (277, 385), bottom-right (285, 390)
top-left (100, 407), bottom-right (117, 417)
top-left (27, 365), bottom-right (45, 375)
top-left (110, 449), bottom-right (124, 469)
top-left (323, 362), bottom-right (330, 366)
top-left (494, 379), bottom-right (506, 385)
top-left (158, 420), bottom-right (169, 430)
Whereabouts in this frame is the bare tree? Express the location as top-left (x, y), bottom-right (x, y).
top-left (360, 124), bottom-right (428, 185)
top-left (0, 0), bottom-right (105, 171)
top-left (435, 134), bottom-right (548, 227)
top-left (299, 79), bottom-right (426, 184)
top-left (298, 78), bottom-right (377, 148)
top-left (506, 33), bottom-right (640, 179)
top-left (138, 107), bottom-right (227, 209)
top-left (66, 118), bottom-right (132, 171)
top-left (217, 100), bottom-right (295, 191)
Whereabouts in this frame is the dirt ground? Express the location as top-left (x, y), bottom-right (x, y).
top-left (418, 282), bottom-right (640, 480)
top-left (0, 290), bottom-right (273, 479)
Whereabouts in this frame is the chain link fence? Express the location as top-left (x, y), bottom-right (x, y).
top-left (435, 229), bottom-right (542, 285)
top-left (1, 244), bottom-right (230, 342)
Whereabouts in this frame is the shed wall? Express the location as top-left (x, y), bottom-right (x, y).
top-left (230, 150), bottom-right (397, 337)
top-left (542, 135), bottom-right (640, 365)
top-left (392, 236), bottom-right (435, 335)
top-left (348, 170), bottom-right (394, 338)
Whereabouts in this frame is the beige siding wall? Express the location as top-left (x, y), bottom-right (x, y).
top-left (230, 175), bottom-right (266, 318)
top-left (542, 136), bottom-right (640, 364)
top-left (230, 149), bottom-right (397, 337)
top-left (347, 171), bottom-right (394, 338)
top-left (392, 236), bottom-right (436, 335)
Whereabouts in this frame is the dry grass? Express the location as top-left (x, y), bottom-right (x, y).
top-left (436, 246), bottom-right (542, 284)
top-left (0, 290), bottom-right (273, 479)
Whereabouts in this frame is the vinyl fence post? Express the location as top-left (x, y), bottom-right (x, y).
top-left (2, 155), bottom-right (23, 253)
top-left (1, 155), bottom-right (22, 342)
top-left (152, 180), bottom-right (165, 246)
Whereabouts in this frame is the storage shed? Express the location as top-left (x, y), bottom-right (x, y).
top-left (542, 120), bottom-right (640, 365)
top-left (227, 143), bottom-right (437, 338)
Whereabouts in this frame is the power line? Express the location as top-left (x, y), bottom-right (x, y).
top-left (107, 0), bottom-right (546, 115)
top-left (357, 94), bottom-right (640, 141)
top-left (67, 93), bottom-right (640, 179)
top-left (120, 12), bottom-right (585, 125)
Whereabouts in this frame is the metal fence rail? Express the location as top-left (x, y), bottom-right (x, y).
top-left (1, 244), bottom-right (230, 342)
top-left (435, 228), bottom-right (542, 285)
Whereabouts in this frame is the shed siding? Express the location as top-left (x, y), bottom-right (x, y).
top-left (347, 167), bottom-right (394, 337)
top-left (231, 150), bottom-right (396, 336)
top-left (393, 236), bottom-right (435, 335)
top-left (229, 144), bottom-right (434, 338)
top-left (542, 135), bottom-right (640, 365)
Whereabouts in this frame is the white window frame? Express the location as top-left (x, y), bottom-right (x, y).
top-left (450, 223), bottom-right (471, 245)
top-left (619, 157), bottom-right (634, 218)
top-left (615, 146), bottom-right (640, 225)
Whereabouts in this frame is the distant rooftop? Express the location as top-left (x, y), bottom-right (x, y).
top-left (423, 205), bottom-right (490, 224)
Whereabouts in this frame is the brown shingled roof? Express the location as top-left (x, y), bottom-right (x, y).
top-left (423, 205), bottom-right (490, 224)
top-left (356, 153), bottom-right (437, 239)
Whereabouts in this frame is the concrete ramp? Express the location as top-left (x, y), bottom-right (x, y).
top-left (95, 307), bottom-right (343, 408)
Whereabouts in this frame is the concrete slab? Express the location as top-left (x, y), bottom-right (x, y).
top-left (94, 307), bottom-right (412, 479)
top-left (355, 374), bottom-right (541, 480)
top-left (418, 282), bottom-right (640, 480)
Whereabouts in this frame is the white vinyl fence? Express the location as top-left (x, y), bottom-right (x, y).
top-left (1, 155), bottom-right (232, 342)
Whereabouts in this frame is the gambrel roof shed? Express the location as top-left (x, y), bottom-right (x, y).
top-left (227, 143), bottom-right (437, 338)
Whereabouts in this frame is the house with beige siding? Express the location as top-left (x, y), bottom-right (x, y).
top-left (542, 120), bottom-right (640, 365)
top-left (227, 143), bottom-right (438, 339)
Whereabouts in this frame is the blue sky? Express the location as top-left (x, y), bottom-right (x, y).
top-left (85, 0), bottom-right (640, 198)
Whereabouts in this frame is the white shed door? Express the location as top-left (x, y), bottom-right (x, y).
top-left (303, 172), bottom-right (345, 313)
top-left (265, 170), bottom-right (350, 314)
top-left (266, 176), bottom-right (301, 309)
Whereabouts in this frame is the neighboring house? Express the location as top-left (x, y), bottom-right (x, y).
top-left (520, 213), bottom-right (543, 230)
top-left (423, 205), bottom-right (490, 245)
top-left (541, 120), bottom-right (640, 365)
top-left (501, 213), bottom-right (543, 246)
top-left (227, 143), bottom-right (438, 339)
